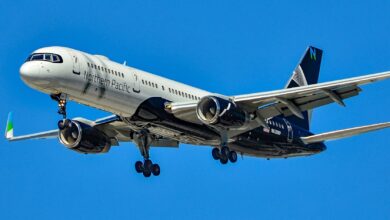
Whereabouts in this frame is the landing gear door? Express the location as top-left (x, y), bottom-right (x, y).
top-left (70, 52), bottom-right (80, 75)
top-left (284, 119), bottom-right (293, 143)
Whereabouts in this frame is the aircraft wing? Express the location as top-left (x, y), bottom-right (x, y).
top-left (5, 113), bottom-right (179, 148)
top-left (5, 112), bottom-right (58, 141)
top-left (166, 71), bottom-right (390, 125)
top-left (5, 113), bottom-right (122, 142)
top-left (233, 71), bottom-right (390, 118)
top-left (301, 122), bottom-right (390, 144)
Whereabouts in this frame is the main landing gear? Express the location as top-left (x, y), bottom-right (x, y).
top-left (135, 160), bottom-right (160, 177)
top-left (133, 130), bottom-right (160, 178)
top-left (211, 131), bottom-right (238, 164)
top-left (212, 147), bottom-right (238, 164)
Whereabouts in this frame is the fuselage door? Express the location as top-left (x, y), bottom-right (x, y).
top-left (284, 119), bottom-right (293, 143)
top-left (71, 52), bottom-right (80, 75)
top-left (133, 72), bottom-right (140, 93)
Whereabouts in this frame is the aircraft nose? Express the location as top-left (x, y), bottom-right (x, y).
top-left (20, 62), bottom-right (40, 82)
top-left (19, 62), bottom-right (52, 88)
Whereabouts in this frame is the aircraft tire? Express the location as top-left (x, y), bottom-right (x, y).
top-left (151, 164), bottom-right (160, 176)
top-left (228, 151), bottom-right (238, 163)
top-left (221, 147), bottom-right (229, 157)
top-left (143, 169), bottom-right (152, 177)
top-left (220, 154), bottom-right (228, 164)
top-left (212, 148), bottom-right (220, 160)
top-left (144, 159), bottom-right (153, 171)
top-left (135, 161), bottom-right (143, 173)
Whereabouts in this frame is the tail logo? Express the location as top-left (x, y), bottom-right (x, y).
top-left (310, 47), bottom-right (317, 61)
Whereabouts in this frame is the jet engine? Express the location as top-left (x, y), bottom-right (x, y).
top-left (58, 119), bottom-right (111, 154)
top-left (196, 96), bottom-right (248, 128)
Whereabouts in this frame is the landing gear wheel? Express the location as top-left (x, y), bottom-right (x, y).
top-left (212, 148), bottom-right (220, 160)
top-left (220, 154), bottom-right (228, 164)
top-left (135, 161), bottom-right (143, 173)
top-left (143, 169), bottom-right (152, 177)
top-left (58, 119), bottom-right (71, 130)
top-left (151, 164), bottom-right (160, 176)
top-left (228, 151), bottom-right (238, 163)
top-left (144, 159), bottom-right (153, 171)
top-left (58, 120), bottom-right (65, 129)
top-left (221, 147), bottom-right (229, 157)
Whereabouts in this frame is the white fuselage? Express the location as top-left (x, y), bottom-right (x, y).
top-left (20, 46), bottom-right (211, 117)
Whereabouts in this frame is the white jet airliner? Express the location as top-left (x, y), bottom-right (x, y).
top-left (5, 46), bottom-right (390, 177)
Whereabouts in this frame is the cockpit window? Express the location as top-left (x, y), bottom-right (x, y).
top-left (31, 54), bottom-right (44, 61)
top-left (25, 53), bottom-right (63, 63)
top-left (52, 55), bottom-right (61, 62)
top-left (44, 54), bottom-right (52, 61)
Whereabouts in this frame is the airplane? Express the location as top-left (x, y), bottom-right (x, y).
top-left (5, 46), bottom-right (390, 178)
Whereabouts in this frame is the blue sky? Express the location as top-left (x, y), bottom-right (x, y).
top-left (1, 0), bottom-right (390, 219)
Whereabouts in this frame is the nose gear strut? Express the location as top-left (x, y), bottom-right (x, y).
top-left (50, 93), bottom-right (68, 119)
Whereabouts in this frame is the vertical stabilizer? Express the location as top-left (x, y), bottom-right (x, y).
top-left (285, 46), bottom-right (323, 130)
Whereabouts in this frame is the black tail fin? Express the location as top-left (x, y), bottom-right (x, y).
top-left (285, 46), bottom-right (323, 130)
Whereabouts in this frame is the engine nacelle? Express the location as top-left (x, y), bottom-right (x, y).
top-left (196, 96), bottom-right (248, 128)
top-left (58, 120), bottom-right (111, 154)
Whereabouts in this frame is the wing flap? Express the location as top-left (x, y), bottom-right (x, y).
top-left (301, 122), bottom-right (390, 144)
top-left (257, 86), bottom-right (360, 119)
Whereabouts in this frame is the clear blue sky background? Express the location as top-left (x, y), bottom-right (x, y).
top-left (1, 1), bottom-right (390, 219)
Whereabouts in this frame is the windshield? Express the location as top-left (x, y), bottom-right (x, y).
top-left (25, 53), bottom-right (63, 63)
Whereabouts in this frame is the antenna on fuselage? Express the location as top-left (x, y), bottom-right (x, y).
top-left (123, 61), bottom-right (127, 66)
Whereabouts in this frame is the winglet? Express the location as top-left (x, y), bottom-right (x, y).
top-left (5, 112), bottom-right (14, 140)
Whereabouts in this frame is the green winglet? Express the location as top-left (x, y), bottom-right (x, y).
top-left (5, 112), bottom-right (13, 139)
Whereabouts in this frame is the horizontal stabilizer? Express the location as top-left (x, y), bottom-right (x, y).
top-left (301, 122), bottom-right (390, 144)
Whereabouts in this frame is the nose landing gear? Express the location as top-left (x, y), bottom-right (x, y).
top-left (50, 93), bottom-right (68, 119)
top-left (51, 93), bottom-right (70, 132)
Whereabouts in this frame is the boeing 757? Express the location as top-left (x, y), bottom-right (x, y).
top-left (5, 46), bottom-right (390, 177)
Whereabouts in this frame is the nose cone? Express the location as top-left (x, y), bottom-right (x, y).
top-left (19, 62), bottom-right (50, 88)
top-left (20, 63), bottom-right (39, 81)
